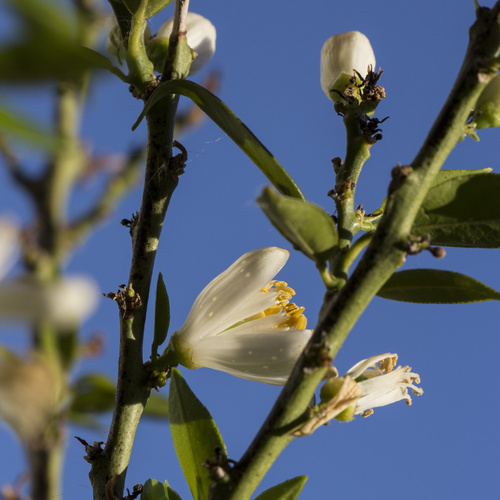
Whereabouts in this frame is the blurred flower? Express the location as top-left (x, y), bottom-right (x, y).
top-left (320, 31), bottom-right (376, 101)
top-left (0, 349), bottom-right (66, 443)
top-left (166, 247), bottom-right (312, 385)
top-left (147, 12), bottom-right (216, 75)
top-left (0, 220), bottom-right (98, 328)
top-left (474, 73), bottom-right (500, 129)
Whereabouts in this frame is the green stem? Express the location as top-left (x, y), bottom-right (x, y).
top-left (89, 1), bottom-right (190, 497)
top-left (210, 4), bottom-right (500, 499)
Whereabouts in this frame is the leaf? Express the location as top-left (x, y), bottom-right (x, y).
top-left (169, 368), bottom-right (225, 500)
top-left (257, 187), bottom-right (337, 264)
top-left (69, 373), bottom-right (168, 420)
top-left (0, 0), bottom-right (119, 82)
top-left (152, 273), bottom-right (170, 359)
top-left (123, 0), bottom-right (173, 17)
top-left (132, 80), bottom-right (303, 199)
top-left (377, 269), bottom-right (500, 304)
top-left (413, 169), bottom-right (500, 248)
top-left (254, 476), bottom-right (308, 500)
top-left (141, 479), bottom-right (182, 500)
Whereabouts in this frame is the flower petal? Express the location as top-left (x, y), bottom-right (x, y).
top-left (191, 328), bottom-right (313, 385)
top-left (177, 247), bottom-right (289, 345)
top-left (0, 219), bottom-right (19, 280)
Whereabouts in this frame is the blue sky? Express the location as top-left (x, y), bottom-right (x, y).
top-left (1, 0), bottom-right (499, 499)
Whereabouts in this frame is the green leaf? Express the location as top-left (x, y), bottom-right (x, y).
top-left (0, 0), bottom-right (120, 82)
top-left (377, 269), bottom-right (500, 304)
top-left (69, 373), bottom-right (168, 420)
top-left (132, 80), bottom-right (303, 199)
top-left (257, 187), bottom-right (338, 264)
top-left (0, 108), bottom-right (60, 151)
top-left (152, 273), bottom-right (170, 359)
top-left (254, 476), bottom-right (308, 500)
top-left (413, 169), bottom-right (500, 248)
top-left (141, 479), bottom-right (182, 500)
top-left (169, 368), bottom-right (225, 500)
top-left (123, 0), bottom-right (173, 17)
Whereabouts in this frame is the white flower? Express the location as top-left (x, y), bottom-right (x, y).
top-left (0, 220), bottom-right (98, 328)
top-left (149, 12), bottom-right (216, 75)
top-left (346, 353), bottom-right (423, 416)
top-left (167, 247), bottom-right (313, 385)
top-left (320, 31), bottom-right (376, 101)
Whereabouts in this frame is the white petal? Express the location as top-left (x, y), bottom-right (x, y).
top-left (0, 275), bottom-right (98, 328)
top-left (177, 247), bottom-right (289, 345)
top-left (191, 328), bottom-right (313, 385)
top-left (320, 31), bottom-right (376, 99)
top-left (157, 12), bottom-right (216, 75)
top-left (346, 353), bottom-right (395, 379)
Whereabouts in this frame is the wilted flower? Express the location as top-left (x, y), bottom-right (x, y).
top-left (474, 73), bottom-right (500, 129)
top-left (320, 353), bottom-right (422, 420)
top-left (147, 12), bottom-right (216, 75)
top-left (320, 31), bottom-right (376, 101)
top-left (0, 220), bottom-right (98, 328)
top-left (166, 247), bottom-right (313, 385)
top-left (347, 353), bottom-right (422, 416)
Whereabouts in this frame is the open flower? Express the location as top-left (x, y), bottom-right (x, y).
top-left (346, 353), bottom-right (423, 416)
top-left (147, 12), bottom-right (216, 75)
top-left (166, 247), bottom-right (313, 385)
top-left (0, 219), bottom-right (98, 328)
top-left (320, 31), bottom-right (376, 101)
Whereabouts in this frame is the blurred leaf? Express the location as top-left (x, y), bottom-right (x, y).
top-left (141, 479), bottom-right (182, 500)
top-left (413, 169), bottom-right (500, 248)
top-left (123, 0), bottom-right (173, 17)
top-left (377, 269), bottom-right (500, 304)
top-left (69, 373), bottom-right (168, 420)
top-left (257, 187), bottom-right (338, 264)
top-left (169, 368), bottom-right (225, 500)
top-left (254, 476), bottom-right (308, 500)
top-left (0, 108), bottom-right (60, 150)
top-left (0, 0), bottom-right (118, 82)
top-left (133, 80), bottom-right (304, 199)
top-left (70, 374), bottom-right (115, 414)
top-left (152, 273), bottom-right (170, 359)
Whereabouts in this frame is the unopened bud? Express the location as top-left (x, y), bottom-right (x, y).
top-left (105, 17), bottom-right (152, 65)
top-left (474, 74), bottom-right (500, 129)
top-left (147, 12), bottom-right (216, 75)
top-left (320, 31), bottom-right (376, 101)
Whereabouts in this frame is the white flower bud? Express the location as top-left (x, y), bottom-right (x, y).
top-left (147, 12), bottom-right (216, 75)
top-left (320, 31), bottom-right (376, 101)
top-left (474, 74), bottom-right (500, 129)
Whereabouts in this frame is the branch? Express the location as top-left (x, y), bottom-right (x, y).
top-left (210, 3), bottom-right (500, 498)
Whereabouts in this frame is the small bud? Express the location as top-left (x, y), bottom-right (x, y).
top-left (474, 74), bottom-right (500, 129)
top-left (147, 12), bottom-right (216, 75)
top-left (320, 31), bottom-right (376, 101)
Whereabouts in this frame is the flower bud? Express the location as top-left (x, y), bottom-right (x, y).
top-left (147, 12), bottom-right (216, 75)
top-left (474, 74), bottom-right (500, 129)
top-left (320, 31), bottom-right (375, 101)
